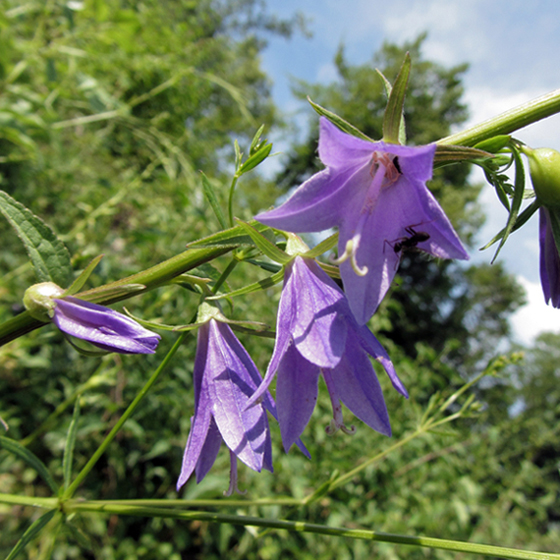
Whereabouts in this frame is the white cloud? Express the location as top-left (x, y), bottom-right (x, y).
top-left (511, 276), bottom-right (560, 345)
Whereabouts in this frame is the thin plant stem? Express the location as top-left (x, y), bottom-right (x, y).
top-left (62, 332), bottom-right (188, 499)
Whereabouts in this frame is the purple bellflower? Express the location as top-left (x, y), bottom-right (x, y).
top-left (247, 256), bottom-right (407, 454)
top-left (23, 282), bottom-right (160, 354)
top-left (256, 117), bottom-right (469, 324)
top-left (177, 319), bottom-right (277, 494)
top-left (539, 207), bottom-right (560, 307)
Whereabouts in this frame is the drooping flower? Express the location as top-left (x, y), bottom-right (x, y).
top-left (256, 117), bottom-right (469, 324)
top-left (539, 207), bottom-right (560, 307)
top-left (177, 319), bottom-right (275, 494)
top-left (248, 256), bottom-right (407, 454)
top-left (23, 282), bottom-right (160, 354)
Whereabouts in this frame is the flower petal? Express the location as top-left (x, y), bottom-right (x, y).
top-left (539, 207), bottom-right (560, 307)
top-left (275, 344), bottom-right (320, 453)
top-left (194, 416), bottom-right (223, 483)
top-left (356, 324), bottom-right (408, 398)
top-left (286, 258), bottom-right (347, 368)
top-left (52, 297), bottom-right (160, 354)
top-left (207, 321), bottom-right (269, 472)
top-left (331, 336), bottom-right (391, 436)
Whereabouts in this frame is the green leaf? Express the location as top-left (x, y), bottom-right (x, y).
top-left (63, 398), bottom-right (81, 491)
top-left (238, 142), bottom-right (272, 174)
top-left (64, 255), bottom-right (104, 296)
top-left (0, 436), bottom-right (59, 494)
top-left (5, 510), bottom-right (58, 560)
top-left (0, 190), bottom-right (71, 286)
top-left (382, 52), bottom-right (411, 144)
top-left (187, 221), bottom-right (273, 249)
top-left (200, 172), bottom-right (228, 230)
top-left (307, 98), bottom-right (374, 142)
top-left (235, 219), bottom-right (291, 265)
top-left (208, 267), bottom-right (285, 301)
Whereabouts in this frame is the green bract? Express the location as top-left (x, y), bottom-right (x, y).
top-left (525, 147), bottom-right (560, 207)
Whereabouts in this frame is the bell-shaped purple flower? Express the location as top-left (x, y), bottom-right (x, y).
top-left (177, 319), bottom-right (275, 493)
top-left (51, 296), bottom-right (161, 354)
top-left (248, 256), bottom-right (407, 454)
top-left (256, 117), bottom-right (469, 324)
top-left (539, 207), bottom-right (560, 307)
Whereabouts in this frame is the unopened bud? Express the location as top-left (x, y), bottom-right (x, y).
top-left (525, 147), bottom-right (560, 208)
top-left (23, 282), bottom-right (64, 321)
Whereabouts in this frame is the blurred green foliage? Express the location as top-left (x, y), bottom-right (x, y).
top-left (0, 2), bottom-right (559, 559)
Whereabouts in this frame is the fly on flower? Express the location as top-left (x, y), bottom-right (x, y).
top-left (256, 117), bottom-right (469, 324)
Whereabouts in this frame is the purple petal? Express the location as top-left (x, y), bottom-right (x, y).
top-left (177, 403), bottom-right (213, 489)
top-left (340, 171), bottom-right (468, 323)
top-left (539, 207), bottom-right (560, 307)
top-left (194, 416), bottom-right (223, 483)
top-left (206, 321), bottom-right (269, 472)
top-left (256, 165), bottom-right (368, 233)
top-left (356, 324), bottom-right (408, 398)
top-left (285, 258), bottom-right (347, 368)
top-left (330, 336), bottom-right (391, 436)
top-left (275, 344), bottom-right (320, 453)
top-left (52, 297), bottom-right (160, 354)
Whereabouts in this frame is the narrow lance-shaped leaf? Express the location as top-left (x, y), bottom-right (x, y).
top-left (307, 97), bottom-right (374, 142)
top-left (235, 219), bottom-right (291, 265)
top-left (5, 510), bottom-right (58, 560)
top-left (63, 397), bottom-right (81, 490)
top-left (0, 190), bottom-right (71, 286)
top-left (64, 255), bottom-right (104, 296)
top-left (200, 172), bottom-right (228, 230)
top-left (0, 436), bottom-right (59, 494)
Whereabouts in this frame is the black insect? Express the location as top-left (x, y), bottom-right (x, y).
top-left (392, 226), bottom-right (430, 254)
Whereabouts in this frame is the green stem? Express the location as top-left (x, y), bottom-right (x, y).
top-left (0, 493), bottom-right (57, 509)
top-left (438, 88), bottom-right (560, 147)
top-left (62, 332), bottom-right (188, 499)
top-left (62, 502), bottom-right (558, 560)
top-left (0, 245), bottom-right (231, 347)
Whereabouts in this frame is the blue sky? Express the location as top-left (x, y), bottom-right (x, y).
top-left (261, 0), bottom-right (560, 344)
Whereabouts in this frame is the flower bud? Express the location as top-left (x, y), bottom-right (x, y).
top-left (23, 282), bottom-right (65, 321)
top-left (525, 147), bottom-right (560, 208)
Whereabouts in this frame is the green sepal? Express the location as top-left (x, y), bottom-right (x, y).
top-left (488, 146), bottom-right (525, 263)
top-left (480, 199), bottom-right (540, 251)
top-left (382, 52), bottom-right (410, 145)
top-left (0, 189), bottom-right (71, 286)
top-left (5, 509), bottom-right (58, 560)
top-left (318, 261), bottom-right (341, 280)
top-left (63, 335), bottom-right (112, 356)
top-left (187, 221), bottom-right (273, 249)
top-left (122, 307), bottom-right (202, 332)
top-left (434, 145), bottom-right (493, 166)
top-left (0, 435), bottom-right (59, 494)
top-left (307, 98), bottom-right (374, 142)
top-left (81, 283), bottom-right (146, 304)
top-left (63, 255), bottom-right (104, 296)
top-left (200, 172), bottom-right (228, 230)
top-left (302, 232), bottom-right (339, 259)
top-left (207, 267), bottom-right (285, 301)
top-left (473, 135), bottom-right (511, 153)
top-left (229, 323), bottom-right (275, 339)
top-left (235, 219), bottom-right (291, 265)
top-left (377, 67), bottom-right (406, 145)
